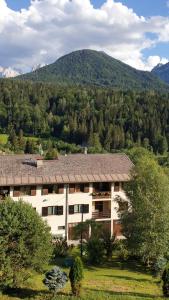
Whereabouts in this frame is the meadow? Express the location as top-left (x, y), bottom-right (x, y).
top-left (0, 259), bottom-right (163, 300)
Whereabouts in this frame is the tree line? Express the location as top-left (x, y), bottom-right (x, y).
top-left (0, 79), bottom-right (169, 154)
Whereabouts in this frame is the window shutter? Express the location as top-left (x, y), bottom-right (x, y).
top-left (84, 184), bottom-right (89, 193)
top-left (13, 190), bottom-right (20, 197)
top-left (69, 184), bottom-right (75, 194)
top-left (31, 187), bottom-right (36, 196)
top-left (42, 188), bottom-right (48, 195)
top-left (58, 185), bottom-right (64, 194)
top-left (114, 182), bottom-right (120, 192)
top-left (83, 204), bottom-right (89, 214)
top-left (42, 207), bottom-right (48, 216)
top-left (57, 206), bottom-right (63, 215)
top-left (69, 205), bottom-right (74, 214)
top-left (75, 184), bottom-right (81, 192)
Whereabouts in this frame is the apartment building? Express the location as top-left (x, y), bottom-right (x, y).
top-left (0, 153), bottom-right (133, 240)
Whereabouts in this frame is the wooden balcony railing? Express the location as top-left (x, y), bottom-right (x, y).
top-left (92, 191), bottom-right (111, 199)
top-left (92, 210), bottom-right (111, 219)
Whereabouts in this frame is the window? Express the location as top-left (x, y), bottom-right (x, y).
top-left (69, 184), bottom-right (89, 194)
top-left (95, 201), bottom-right (103, 212)
top-left (42, 184), bottom-right (64, 195)
top-left (69, 204), bottom-right (89, 214)
top-left (42, 206), bottom-right (63, 216)
top-left (114, 182), bottom-right (120, 192)
top-left (58, 226), bottom-right (65, 230)
top-left (13, 186), bottom-right (36, 197)
top-left (93, 182), bottom-right (111, 192)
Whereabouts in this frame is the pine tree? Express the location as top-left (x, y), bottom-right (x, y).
top-left (69, 257), bottom-right (84, 296)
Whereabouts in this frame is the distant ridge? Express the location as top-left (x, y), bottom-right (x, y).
top-left (18, 49), bottom-right (169, 91)
top-left (152, 62), bottom-right (169, 84)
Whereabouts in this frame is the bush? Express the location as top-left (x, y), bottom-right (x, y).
top-left (162, 263), bottom-right (169, 296)
top-left (114, 240), bottom-right (129, 261)
top-left (153, 256), bottom-right (167, 277)
top-left (69, 256), bottom-right (84, 296)
top-left (86, 238), bottom-right (105, 265)
top-left (0, 199), bottom-right (52, 290)
top-left (102, 234), bottom-right (115, 259)
top-left (43, 266), bottom-right (68, 294)
top-left (53, 238), bottom-right (69, 258)
top-left (45, 148), bottom-right (58, 160)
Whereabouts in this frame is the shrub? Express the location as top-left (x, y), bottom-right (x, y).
top-left (69, 256), bottom-right (84, 296)
top-left (102, 233), bottom-right (115, 259)
top-left (45, 148), bottom-right (58, 160)
top-left (153, 256), bottom-right (167, 277)
top-left (162, 263), bottom-right (169, 296)
top-left (53, 238), bottom-right (69, 258)
top-left (114, 240), bottom-right (129, 261)
top-left (0, 199), bottom-right (52, 290)
top-left (43, 266), bottom-right (68, 295)
top-left (86, 238), bottom-right (105, 265)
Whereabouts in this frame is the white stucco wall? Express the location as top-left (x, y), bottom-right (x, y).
top-left (10, 182), bottom-right (128, 238)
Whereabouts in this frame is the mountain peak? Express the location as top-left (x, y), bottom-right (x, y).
top-left (0, 66), bottom-right (21, 78)
top-left (18, 49), bottom-right (169, 91)
top-left (151, 61), bottom-right (169, 84)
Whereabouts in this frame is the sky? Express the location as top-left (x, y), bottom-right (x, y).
top-left (1, 0), bottom-right (169, 74)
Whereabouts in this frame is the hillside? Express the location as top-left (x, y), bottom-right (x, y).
top-left (18, 49), bottom-right (169, 91)
top-left (152, 62), bottom-right (169, 84)
top-left (0, 79), bottom-right (169, 154)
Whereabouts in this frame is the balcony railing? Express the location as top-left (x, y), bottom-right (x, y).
top-left (92, 191), bottom-right (111, 199)
top-left (92, 210), bottom-right (111, 219)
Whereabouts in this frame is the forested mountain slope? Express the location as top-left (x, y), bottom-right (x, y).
top-left (18, 49), bottom-right (169, 91)
top-left (0, 79), bottom-right (169, 153)
top-left (152, 62), bottom-right (169, 84)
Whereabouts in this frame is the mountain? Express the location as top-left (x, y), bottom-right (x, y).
top-left (152, 62), bottom-right (169, 84)
top-left (0, 66), bottom-right (21, 78)
top-left (18, 49), bottom-right (169, 91)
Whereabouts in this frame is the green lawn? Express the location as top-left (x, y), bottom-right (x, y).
top-left (0, 259), bottom-right (163, 300)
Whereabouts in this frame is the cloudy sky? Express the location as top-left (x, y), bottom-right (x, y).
top-left (1, 0), bottom-right (169, 74)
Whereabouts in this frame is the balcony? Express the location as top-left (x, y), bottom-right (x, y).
top-left (92, 191), bottom-right (111, 199)
top-left (92, 210), bottom-right (111, 219)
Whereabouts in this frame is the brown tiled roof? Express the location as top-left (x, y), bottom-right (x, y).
top-left (0, 154), bottom-right (133, 186)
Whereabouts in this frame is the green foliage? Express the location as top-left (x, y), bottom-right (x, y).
top-left (45, 148), bottom-right (58, 160)
top-left (153, 256), bottom-right (167, 277)
top-left (0, 198), bottom-right (52, 290)
top-left (0, 79), bottom-right (169, 154)
top-left (19, 49), bottom-right (169, 91)
top-left (162, 263), bottom-right (169, 296)
top-left (69, 256), bottom-right (84, 296)
top-left (43, 266), bottom-right (68, 294)
top-left (53, 238), bottom-right (69, 258)
top-left (103, 233), bottom-right (115, 259)
top-left (121, 155), bottom-right (169, 266)
top-left (86, 238), bottom-right (105, 265)
top-left (114, 240), bottom-right (130, 261)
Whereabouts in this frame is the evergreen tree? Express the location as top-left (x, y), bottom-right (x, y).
top-left (69, 257), bottom-right (84, 296)
top-left (43, 266), bottom-right (68, 295)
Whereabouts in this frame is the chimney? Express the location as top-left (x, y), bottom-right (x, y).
top-left (36, 158), bottom-right (43, 168)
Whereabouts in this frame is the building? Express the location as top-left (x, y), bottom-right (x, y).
top-left (0, 153), bottom-right (133, 240)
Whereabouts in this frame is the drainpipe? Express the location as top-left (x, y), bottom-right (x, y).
top-left (65, 184), bottom-right (68, 241)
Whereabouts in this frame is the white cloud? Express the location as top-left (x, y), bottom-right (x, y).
top-left (0, 0), bottom-right (169, 72)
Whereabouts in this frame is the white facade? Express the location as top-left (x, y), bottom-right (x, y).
top-left (8, 182), bottom-right (128, 240)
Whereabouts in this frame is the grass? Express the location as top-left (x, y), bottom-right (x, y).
top-left (0, 259), bottom-right (163, 300)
